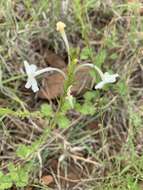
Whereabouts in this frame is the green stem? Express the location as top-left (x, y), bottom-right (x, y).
top-left (2, 74), bottom-right (26, 84)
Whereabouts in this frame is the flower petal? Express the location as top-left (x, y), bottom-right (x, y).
top-left (24, 61), bottom-right (37, 75)
top-left (103, 72), bottom-right (119, 83)
top-left (31, 78), bottom-right (39, 92)
top-left (29, 64), bottom-right (37, 74)
top-left (95, 81), bottom-right (106, 89)
top-left (25, 79), bottom-right (32, 89)
top-left (24, 60), bottom-right (31, 74)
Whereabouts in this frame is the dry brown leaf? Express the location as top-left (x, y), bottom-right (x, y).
top-left (38, 66), bottom-right (93, 100)
top-left (30, 38), bottom-right (66, 69)
top-left (72, 67), bottom-right (93, 95)
top-left (43, 50), bottom-right (66, 69)
top-left (38, 68), bottom-right (66, 100)
top-left (41, 175), bottom-right (54, 186)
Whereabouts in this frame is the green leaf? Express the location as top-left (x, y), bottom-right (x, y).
top-left (57, 115), bottom-right (70, 128)
top-left (41, 104), bottom-right (53, 117)
top-left (8, 163), bottom-right (30, 187)
top-left (116, 81), bottom-right (128, 96)
top-left (95, 49), bottom-right (107, 67)
top-left (8, 163), bottom-right (19, 182)
top-left (76, 102), bottom-right (95, 116)
top-left (8, 162), bottom-right (16, 172)
top-left (16, 169), bottom-right (29, 187)
top-left (80, 47), bottom-right (92, 60)
top-left (0, 174), bottom-right (12, 190)
top-left (83, 91), bottom-right (96, 102)
top-left (10, 172), bottom-right (19, 182)
top-left (16, 144), bottom-right (32, 159)
top-left (62, 98), bottom-right (75, 113)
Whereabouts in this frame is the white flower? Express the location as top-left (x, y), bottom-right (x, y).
top-left (75, 63), bottom-right (119, 89)
top-left (24, 61), bottom-right (66, 93)
top-left (24, 60), bottom-right (39, 92)
top-left (95, 72), bottom-right (119, 89)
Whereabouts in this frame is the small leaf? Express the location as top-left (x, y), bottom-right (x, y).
top-left (8, 162), bottom-right (16, 172)
top-left (84, 91), bottom-right (96, 102)
top-left (10, 172), bottom-right (19, 182)
top-left (8, 163), bottom-right (19, 181)
top-left (76, 102), bottom-right (95, 116)
top-left (0, 174), bottom-right (12, 190)
top-left (16, 169), bottom-right (29, 187)
top-left (41, 104), bottom-right (53, 117)
top-left (57, 115), bottom-right (70, 128)
top-left (95, 49), bottom-right (107, 67)
top-left (62, 99), bottom-right (74, 112)
top-left (16, 144), bottom-right (32, 159)
top-left (116, 81), bottom-right (128, 96)
top-left (80, 47), bottom-right (92, 60)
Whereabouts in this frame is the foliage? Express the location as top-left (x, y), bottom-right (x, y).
top-left (0, 0), bottom-right (143, 189)
top-left (0, 163), bottom-right (31, 189)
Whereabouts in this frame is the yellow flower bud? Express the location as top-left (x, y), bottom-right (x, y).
top-left (56, 21), bottom-right (66, 33)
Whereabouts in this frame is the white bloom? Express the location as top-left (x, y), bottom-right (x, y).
top-left (95, 72), bottom-right (119, 89)
top-left (75, 63), bottom-right (119, 89)
top-left (24, 61), bottom-right (66, 93)
top-left (24, 60), bottom-right (39, 92)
